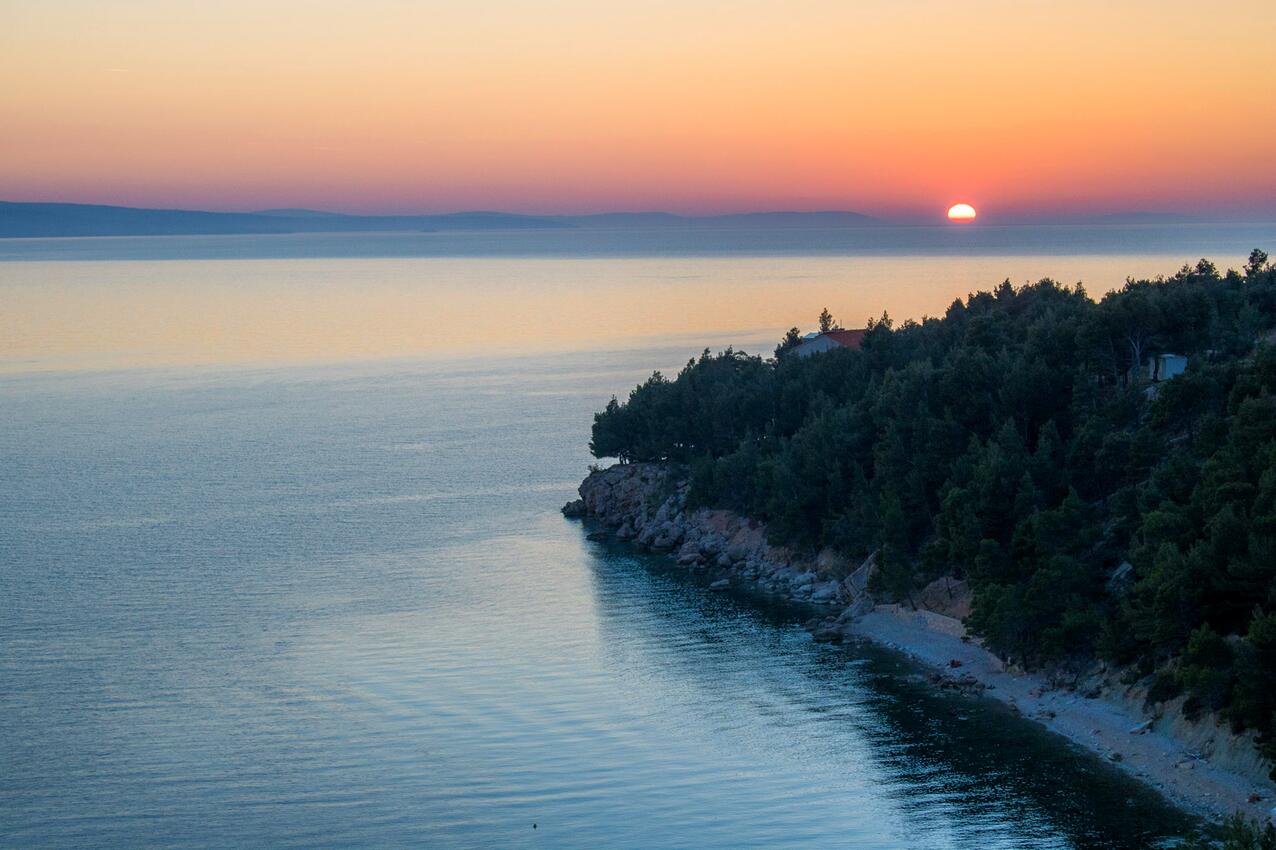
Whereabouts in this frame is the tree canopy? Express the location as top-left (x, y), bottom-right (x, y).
top-left (591, 253), bottom-right (1276, 774)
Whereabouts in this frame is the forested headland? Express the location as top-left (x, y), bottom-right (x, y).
top-left (590, 250), bottom-right (1276, 774)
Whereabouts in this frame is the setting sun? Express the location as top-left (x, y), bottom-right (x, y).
top-left (947, 203), bottom-right (977, 222)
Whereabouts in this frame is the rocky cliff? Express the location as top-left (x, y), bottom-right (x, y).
top-left (564, 462), bottom-right (876, 613)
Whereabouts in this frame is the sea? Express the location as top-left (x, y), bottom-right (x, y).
top-left (4, 222), bottom-right (1273, 848)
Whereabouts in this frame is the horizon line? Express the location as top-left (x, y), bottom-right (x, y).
top-left (5, 198), bottom-right (1276, 227)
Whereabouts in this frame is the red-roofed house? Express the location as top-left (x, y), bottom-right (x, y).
top-left (790, 328), bottom-right (867, 359)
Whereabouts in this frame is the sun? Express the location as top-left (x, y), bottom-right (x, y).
top-left (947, 203), bottom-right (977, 222)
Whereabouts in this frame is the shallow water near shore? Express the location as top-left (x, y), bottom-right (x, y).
top-left (2, 346), bottom-right (1200, 848)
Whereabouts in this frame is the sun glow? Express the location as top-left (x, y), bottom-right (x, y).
top-left (947, 203), bottom-right (977, 222)
top-left (2, 3), bottom-right (1274, 215)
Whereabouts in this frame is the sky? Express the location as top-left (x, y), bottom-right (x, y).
top-left (2, 0), bottom-right (1274, 220)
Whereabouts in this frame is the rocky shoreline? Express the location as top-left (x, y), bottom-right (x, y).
top-left (564, 462), bottom-right (1276, 826)
top-left (564, 462), bottom-right (874, 610)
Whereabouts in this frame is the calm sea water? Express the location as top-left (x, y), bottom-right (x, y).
top-left (5, 225), bottom-right (1267, 848)
top-left (2, 223), bottom-right (1273, 372)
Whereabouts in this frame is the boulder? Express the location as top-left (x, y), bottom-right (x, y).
top-left (844, 551), bottom-right (879, 597)
top-left (846, 593), bottom-right (875, 618)
top-left (561, 498), bottom-right (587, 518)
top-left (915, 576), bottom-right (972, 619)
top-left (810, 583), bottom-right (840, 603)
top-left (699, 533), bottom-right (725, 555)
top-left (637, 521), bottom-right (660, 546)
top-left (651, 521), bottom-right (683, 550)
top-left (815, 547), bottom-right (852, 577)
top-left (676, 541), bottom-right (702, 565)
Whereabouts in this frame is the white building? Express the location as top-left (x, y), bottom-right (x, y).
top-left (1147, 353), bottom-right (1188, 382)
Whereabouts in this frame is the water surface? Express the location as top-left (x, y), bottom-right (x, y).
top-left (3, 228), bottom-right (1247, 846)
top-left (2, 350), bottom-right (1195, 848)
top-left (2, 223), bottom-right (1271, 371)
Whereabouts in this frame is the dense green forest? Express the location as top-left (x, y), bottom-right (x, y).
top-left (591, 250), bottom-right (1276, 773)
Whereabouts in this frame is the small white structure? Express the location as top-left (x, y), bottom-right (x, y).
top-left (1147, 353), bottom-right (1188, 382)
top-left (791, 328), bottom-right (867, 359)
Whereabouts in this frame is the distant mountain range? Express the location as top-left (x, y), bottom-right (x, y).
top-left (0, 200), bottom-right (1234, 238)
top-left (0, 201), bottom-right (883, 238)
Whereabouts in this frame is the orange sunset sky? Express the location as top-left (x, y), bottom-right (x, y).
top-left (3, 0), bottom-right (1274, 220)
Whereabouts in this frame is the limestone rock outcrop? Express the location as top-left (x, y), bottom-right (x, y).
top-left (570, 462), bottom-right (876, 610)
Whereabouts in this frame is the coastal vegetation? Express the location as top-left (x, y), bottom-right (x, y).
top-left (1196, 815), bottom-right (1276, 849)
top-left (591, 250), bottom-right (1276, 775)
